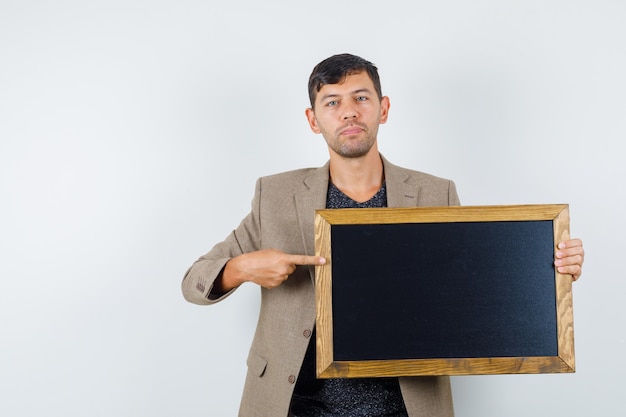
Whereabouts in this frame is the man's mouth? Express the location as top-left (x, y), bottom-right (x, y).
top-left (340, 125), bottom-right (365, 136)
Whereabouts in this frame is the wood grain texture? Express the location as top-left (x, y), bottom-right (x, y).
top-left (314, 214), bottom-right (334, 378)
top-left (315, 204), bottom-right (568, 225)
top-left (318, 356), bottom-right (574, 378)
top-left (554, 206), bottom-right (576, 371)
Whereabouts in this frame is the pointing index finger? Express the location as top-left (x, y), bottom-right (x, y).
top-left (288, 254), bottom-right (327, 266)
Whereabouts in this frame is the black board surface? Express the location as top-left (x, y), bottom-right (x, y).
top-left (330, 220), bottom-right (557, 361)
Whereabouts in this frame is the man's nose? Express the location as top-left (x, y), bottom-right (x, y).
top-left (342, 104), bottom-right (358, 120)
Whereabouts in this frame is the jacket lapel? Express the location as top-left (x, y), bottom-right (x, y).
top-left (294, 162), bottom-right (330, 283)
top-left (383, 155), bottom-right (420, 208)
top-left (294, 161), bottom-right (330, 257)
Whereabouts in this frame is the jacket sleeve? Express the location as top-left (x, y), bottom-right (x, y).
top-left (181, 178), bottom-right (263, 305)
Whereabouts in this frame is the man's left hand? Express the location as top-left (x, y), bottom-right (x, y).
top-left (555, 238), bottom-right (585, 281)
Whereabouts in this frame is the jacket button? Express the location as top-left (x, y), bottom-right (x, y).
top-left (303, 329), bottom-right (312, 338)
top-left (288, 375), bottom-right (296, 384)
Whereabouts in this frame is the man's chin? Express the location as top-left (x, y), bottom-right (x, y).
top-left (334, 146), bottom-right (374, 159)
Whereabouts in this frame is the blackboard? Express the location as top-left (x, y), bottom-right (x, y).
top-left (314, 205), bottom-right (575, 378)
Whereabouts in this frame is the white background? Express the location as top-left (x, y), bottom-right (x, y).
top-left (1, 1), bottom-right (624, 416)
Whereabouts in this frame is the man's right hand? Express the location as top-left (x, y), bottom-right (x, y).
top-left (217, 249), bottom-right (326, 291)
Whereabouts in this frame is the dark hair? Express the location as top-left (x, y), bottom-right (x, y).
top-left (307, 53), bottom-right (382, 108)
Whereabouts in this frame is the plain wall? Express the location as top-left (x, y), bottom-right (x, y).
top-left (1, 1), bottom-right (623, 416)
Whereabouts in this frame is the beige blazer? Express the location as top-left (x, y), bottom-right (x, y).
top-left (182, 155), bottom-right (460, 417)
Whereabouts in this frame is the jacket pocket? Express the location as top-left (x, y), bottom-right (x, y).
top-left (246, 352), bottom-right (268, 377)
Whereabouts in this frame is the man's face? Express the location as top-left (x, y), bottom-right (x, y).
top-left (306, 71), bottom-right (390, 159)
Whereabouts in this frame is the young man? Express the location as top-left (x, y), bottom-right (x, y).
top-left (182, 53), bottom-right (584, 417)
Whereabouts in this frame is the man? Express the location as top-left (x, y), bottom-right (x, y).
top-left (182, 53), bottom-right (584, 417)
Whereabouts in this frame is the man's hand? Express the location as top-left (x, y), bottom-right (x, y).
top-left (555, 238), bottom-right (585, 281)
top-left (219, 249), bottom-right (326, 291)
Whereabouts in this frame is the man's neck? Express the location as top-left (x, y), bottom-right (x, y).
top-left (328, 148), bottom-right (384, 203)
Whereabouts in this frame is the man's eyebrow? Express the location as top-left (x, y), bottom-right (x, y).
top-left (319, 93), bottom-right (340, 102)
top-left (319, 88), bottom-right (373, 102)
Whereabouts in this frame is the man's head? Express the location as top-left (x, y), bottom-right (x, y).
top-left (308, 53), bottom-right (382, 109)
top-left (305, 54), bottom-right (390, 160)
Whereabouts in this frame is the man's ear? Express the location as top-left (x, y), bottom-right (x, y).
top-left (379, 96), bottom-right (390, 124)
top-left (305, 108), bottom-right (321, 134)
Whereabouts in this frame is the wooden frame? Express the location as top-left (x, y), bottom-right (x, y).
top-left (314, 204), bottom-right (574, 378)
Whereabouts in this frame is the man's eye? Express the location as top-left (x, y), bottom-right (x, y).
top-left (326, 100), bottom-right (338, 107)
top-left (356, 96), bottom-right (368, 101)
